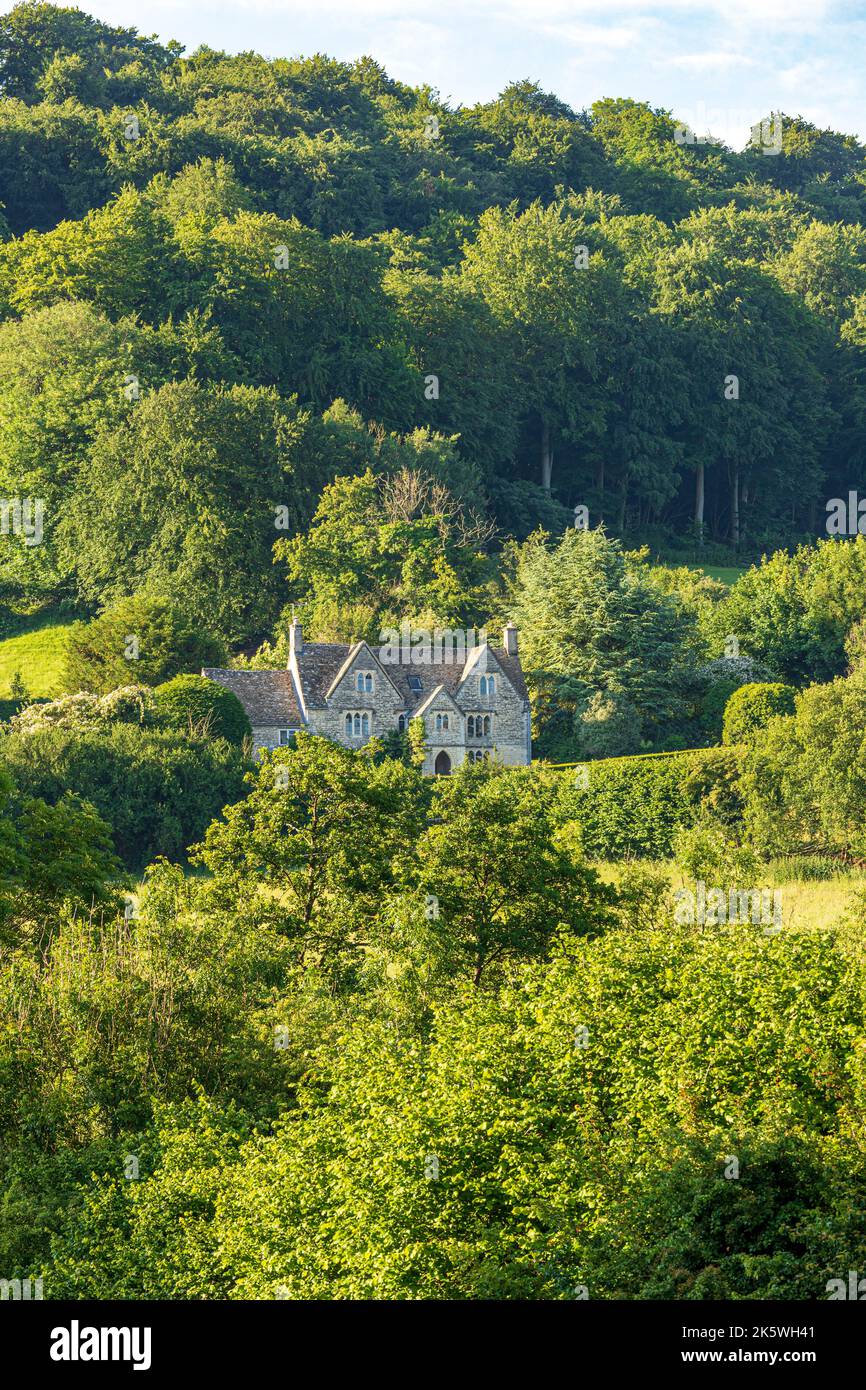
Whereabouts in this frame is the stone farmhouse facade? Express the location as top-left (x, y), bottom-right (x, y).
top-left (203, 619), bottom-right (531, 775)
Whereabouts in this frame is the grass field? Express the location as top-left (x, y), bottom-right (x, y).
top-left (697, 564), bottom-right (747, 585)
top-left (597, 859), bottom-right (866, 933)
top-left (0, 620), bottom-right (74, 697)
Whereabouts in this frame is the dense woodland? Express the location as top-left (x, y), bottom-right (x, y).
top-left (4, 4), bottom-right (866, 1303)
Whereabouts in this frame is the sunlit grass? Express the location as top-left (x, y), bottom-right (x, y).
top-left (0, 620), bottom-right (74, 697)
top-left (596, 857), bottom-right (866, 934)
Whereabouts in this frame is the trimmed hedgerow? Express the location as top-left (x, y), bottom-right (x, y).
top-left (558, 746), bottom-right (743, 859)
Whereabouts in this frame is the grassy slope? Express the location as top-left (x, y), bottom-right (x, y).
top-left (0, 620), bottom-right (73, 697)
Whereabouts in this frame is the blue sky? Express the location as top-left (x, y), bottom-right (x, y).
top-left (68, 0), bottom-right (866, 148)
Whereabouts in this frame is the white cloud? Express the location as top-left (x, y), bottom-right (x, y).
top-left (668, 51), bottom-right (759, 74)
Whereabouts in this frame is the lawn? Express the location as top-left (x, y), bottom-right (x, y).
top-left (697, 564), bottom-right (747, 586)
top-left (0, 620), bottom-right (74, 697)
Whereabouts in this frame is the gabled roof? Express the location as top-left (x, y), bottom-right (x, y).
top-left (291, 643), bottom-right (351, 706)
top-left (324, 641), bottom-right (404, 702)
top-left (413, 682), bottom-right (464, 718)
top-left (292, 639), bottom-right (529, 714)
top-left (202, 669), bottom-right (303, 728)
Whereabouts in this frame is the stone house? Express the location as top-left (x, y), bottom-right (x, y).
top-left (203, 619), bottom-right (531, 774)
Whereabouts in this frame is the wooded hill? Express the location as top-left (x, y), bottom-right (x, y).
top-left (2, 2), bottom-right (866, 626)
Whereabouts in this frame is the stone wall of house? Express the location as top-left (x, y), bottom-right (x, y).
top-left (450, 663), bottom-right (530, 764)
top-left (251, 726), bottom-right (295, 758)
top-left (308, 651), bottom-right (406, 747)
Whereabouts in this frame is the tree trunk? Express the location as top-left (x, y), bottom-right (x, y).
top-left (694, 463), bottom-right (705, 546)
top-left (731, 462), bottom-right (740, 548)
top-left (540, 419), bottom-right (552, 493)
top-left (618, 472), bottom-right (628, 533)
top-left (595, 458), bottom-right (605, 524)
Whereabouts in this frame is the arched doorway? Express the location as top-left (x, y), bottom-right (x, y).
top-left (434, 750), bottom-right (452, 776)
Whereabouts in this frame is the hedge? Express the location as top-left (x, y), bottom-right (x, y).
top-left (557, 746), bottom-right (742, 860)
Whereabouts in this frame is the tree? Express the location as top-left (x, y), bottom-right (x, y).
top-left (192, 734), bottom-right (428, 981)
top-left (0, 300), bottom-right (132, 589)
top-left (706, 539), bottom-right (866, 685)
top-left (275, 467), bottom-right (492, 643)
top-left (459, 200), bottom-right (623, 494)
top-left (741, 670), bottom-right (866, 860)
top-left (410, 759), bottom-right (613, 987)
top-left (60, 382), bottom-right (301, 642)
top-left (722, 682), bottom-right (796, 746)
top-left (511, 527), bottom-right (692, 757)
top-left (154, 675), bottom-right (251, 745)
top-left (63, 596), bottom-right (226, 695)
top-left (650, 238), bottom-right (831, 545)
top-left (1, 721), bottom-right (250, 869)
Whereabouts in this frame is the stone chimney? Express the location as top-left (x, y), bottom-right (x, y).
top-left (503, 621), bottom-right (518, 656)
top-left (289, 616), bottom-right (303, 658)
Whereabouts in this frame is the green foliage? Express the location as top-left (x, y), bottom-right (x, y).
top-left (411, 759), bottom-right (614, 986)
top-left (63, 596), bottom-right (226, 694)
top-left (512, 529), bottom-right (693, 758)
top-left (722, 681), bottom-right (797, 746)
top-left (555, 748), bottom-right (730, 859)
top-left (3, 4), bottom-right (866, 1305)
top-left (193, 734), bottom-right (430, 986)
top-left (276, 467), bottom-right (492, 641)
top-left (153, 675), bottom-right (251, 745)
top-left (43, 923), bottom-right (866, 1299)
top-left (740, 671), bottom-right (866, 860)
top-left (707, 540), bottom-right (866, 685)
top-left (0, 721), bottom-right (250, 869)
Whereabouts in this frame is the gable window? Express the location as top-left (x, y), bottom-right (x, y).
top-left (356, 671), bottom-right (374, 694)
top-left (479, 674), bottom-right (495, 697)
top-left (435, 713), bottom-right (449, 732)
top-left (345, 711), bottom-right (370, 738)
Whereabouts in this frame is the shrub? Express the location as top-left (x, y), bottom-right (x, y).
top-left (698, 678), bottom-right (740, 740)
top-left (722, 682), bottom-right (796, 746)
top-left (0, 723), bottom-right (251, 869)
top-left (63, 596), bottom-right (226, 695)
top-left (9, 685), bottom-right (155, 734)
top-left (153, 675), bottom-right (251, 745)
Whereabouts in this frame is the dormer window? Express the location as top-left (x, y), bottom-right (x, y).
top-left (356, 671), bottom-right (374, 693)
top-left (479, 674), bottom-right (495, 697)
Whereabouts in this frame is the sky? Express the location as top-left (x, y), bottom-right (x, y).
top-left (39, 0), bottom-right (866, 149)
